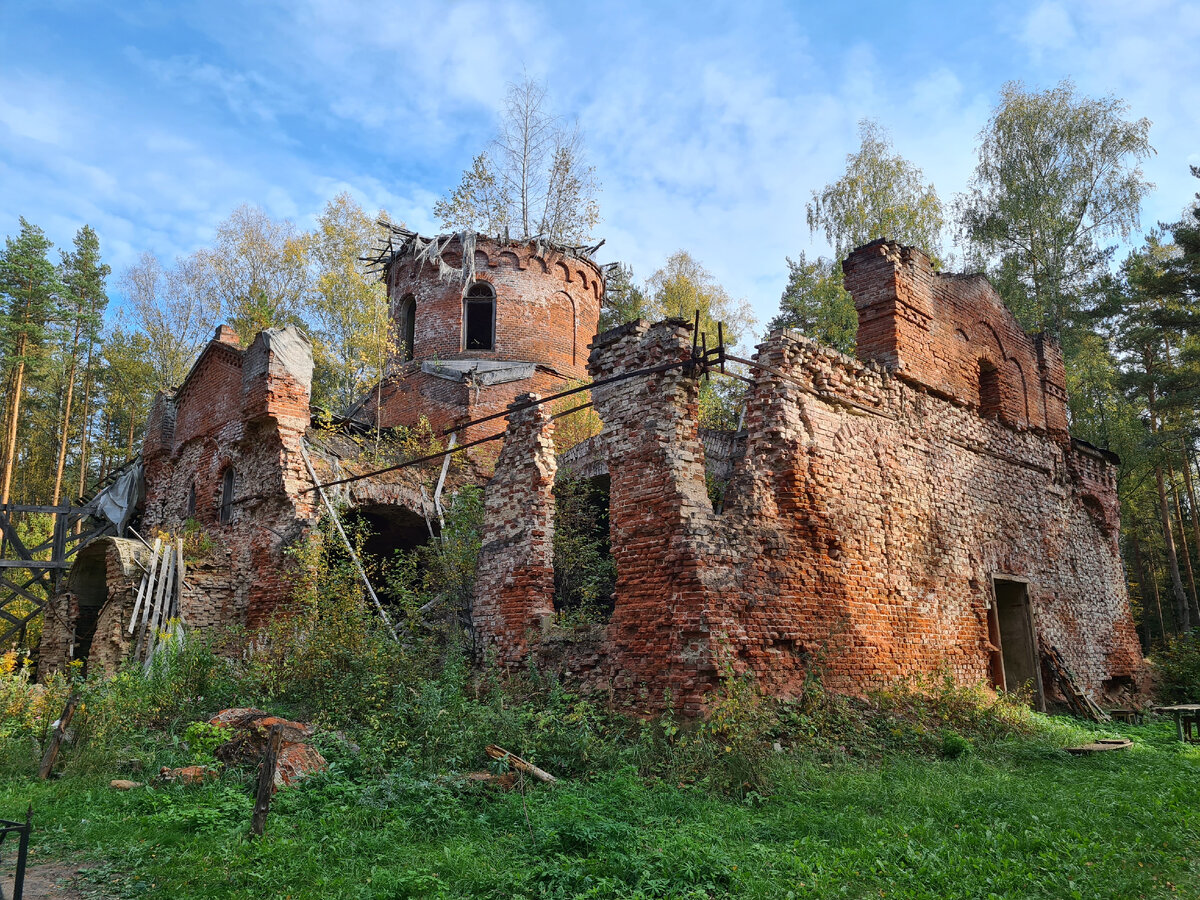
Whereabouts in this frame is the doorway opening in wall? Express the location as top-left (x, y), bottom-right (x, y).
top-left (553, 473), bottom-right (616, 625)
top-left (987, 576), bottom-right (1045, 709)
top-left (63, 541), bottom-right (109, 675)
top-left (346, 503), bottom-right (435, 606)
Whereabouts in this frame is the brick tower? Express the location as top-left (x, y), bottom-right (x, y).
top-left (357, 231), bottom-right (604, 441)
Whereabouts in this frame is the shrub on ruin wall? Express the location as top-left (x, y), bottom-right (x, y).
top-left (385, 485), bottom-right (484, 630)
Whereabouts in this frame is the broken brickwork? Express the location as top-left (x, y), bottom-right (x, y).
top-left (140, 325), bottom-right (317, 632)
top-left (41, 326), bottom-right (320, 675)
top-left (359, 235), bottom-right (603, 442)
top-left (843, 240), bottom-right (1069, 436)
top-left (473, 395), bottom-right (557, 665)
top-left (39, 537), bottom-right (146, 677)
top-left (478, 243), bottom-right (1143, 712)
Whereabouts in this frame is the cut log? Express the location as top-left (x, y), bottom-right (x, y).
top-left (485, 745), bottom-right (557, 784)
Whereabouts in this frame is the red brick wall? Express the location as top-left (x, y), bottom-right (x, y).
top-left (141, 327), bottom-right (317, 634)
top-left (368, 365), bottom-right (573, 443)
top-left (843, 240), bottom-right (1069, 438)
top-left (472, 394), bottom-right (557, 665)
top-left (480, 300), bottom-right (1141, 713)
top-left (387, 237), bottom-right (602, 374)
top-left (561, 320), bottom-right (1141, 711)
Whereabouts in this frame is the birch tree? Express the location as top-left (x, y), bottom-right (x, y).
top-left (190, 204), bottom-right (309, 343)
top-left (808, 120), bottom-right (946, 265)
top-left (122, 252), bottom-right (217, 391)
top-left (307, 193), bottom-right (391, 413)
top-left (957, 80), bottom-right (1153, 336)
top-left (435, 76), bottom-right (600, 244)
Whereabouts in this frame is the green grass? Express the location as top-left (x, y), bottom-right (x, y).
top-left (2, 720), bottom-right (1197, 899)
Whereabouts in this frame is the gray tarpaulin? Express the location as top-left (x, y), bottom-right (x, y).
top-left (85, 461), bottom-right (144, 537)
top-left (243, 325), bottom-right (314, 392)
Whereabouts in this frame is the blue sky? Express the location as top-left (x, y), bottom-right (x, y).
top-left (2, 0), bottom-right (1198, 333)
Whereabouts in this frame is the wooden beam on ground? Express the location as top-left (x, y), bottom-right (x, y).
top-left (37, 692), bottom-right (81, 778)
top-left (485, 745), bottom-right (558, 784)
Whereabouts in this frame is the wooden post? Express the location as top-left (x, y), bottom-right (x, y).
top-left (11, 803), bottom-right (31, 900)
top-left (250, 723), bottom-right (284, 837)
top-left (37, 692), bottom-right (81, 779)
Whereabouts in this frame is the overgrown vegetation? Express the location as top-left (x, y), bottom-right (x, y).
top-left (1154, 633), bottom-right (1200, 703)
top-left (1, 619), bottom-right (1198, 898)
top-left (552, 474), bottom-right (615, 623)
top-left (1, 508), bottom-right (1198, 896)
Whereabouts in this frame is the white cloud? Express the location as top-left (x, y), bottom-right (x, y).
top-left (3, 0), bottom-right (1198, 341)
top-left (1021, 2), bottom-right (1076, 55)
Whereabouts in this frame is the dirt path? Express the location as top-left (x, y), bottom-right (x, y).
top-left (2, 860), bottom-right (86, 899)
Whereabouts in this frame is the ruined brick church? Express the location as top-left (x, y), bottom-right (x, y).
top-left (40, 230), bottom-right (1144, 713)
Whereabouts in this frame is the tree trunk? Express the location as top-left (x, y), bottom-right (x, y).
top-left (1155, 464), bottom-right (1190, 631)
top-left (51, 351), bottom-right (80, 506)
top-left (1147, 553), bottom-right (1169, 637)
top-left (0, 336), bottom-right (28, 506)
top-left (1146, 375), bottom-right (1189, 631)
top-left (1169, 463), bottom-right (1200, 624)
top-left (1132, 536), bottom-right (1164, 646)
top-left (98, 413), bottom-right (112, 482)
top-left (76, 350), bottom-right (94, 503)
top-left (1182, 445), bottom-right (1200, 600)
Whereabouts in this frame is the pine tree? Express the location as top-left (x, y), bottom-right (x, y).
top-left (52, 226), bottom-right (109, 504)
top-left (0, 219), bottom-right (61, 505)
top-left (769, 253), bottom-right (857, 354)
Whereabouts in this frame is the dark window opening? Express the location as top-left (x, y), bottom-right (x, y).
top-left (219, 467), bottom-right (235, 524)
top-left (464, 282), bottom-right (495, 351)
top-left (399, 294), bottom-right (416, 362)
top-left (354, 504), bottom-right (433, 562)
top-left (989, 578), bottom-right (1044, 709)
top-left (185, 482), bottom-right (196, 518)
top-left (978, 359), bottom-right (1002, 419)
top-left (553, 474), bottom-right (616, 622)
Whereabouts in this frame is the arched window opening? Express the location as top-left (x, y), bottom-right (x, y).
top-left (185, 482), bottom-right (197, 519)
top-left (463, 282), bottom-right (495, 351)
top-left (219, 467), bottom-right (236, 524)
top-left (978, 359), bottom-right (1002, 419)
top-left (398, 294), bottom-right (416, 362)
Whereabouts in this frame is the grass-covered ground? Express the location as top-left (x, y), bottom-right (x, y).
top-left (4, 523), bottom-right (1198, 899)
top-left (1, 717), bottom-right (1197, 899)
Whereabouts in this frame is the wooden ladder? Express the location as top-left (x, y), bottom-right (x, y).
top-left (1043, 644), bottom-right (1108, 722)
